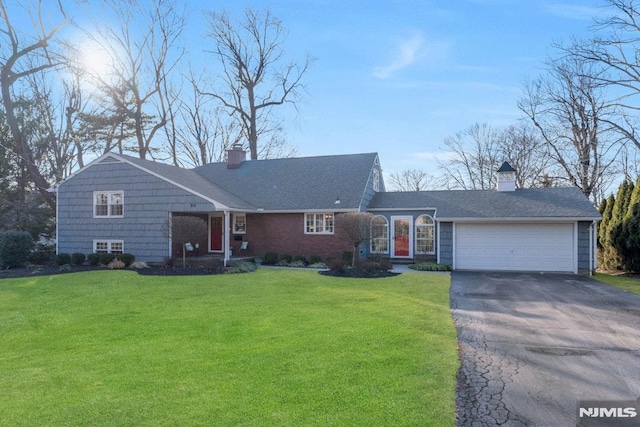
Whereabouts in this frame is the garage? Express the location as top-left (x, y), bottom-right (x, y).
top-left (454, 223), bottom-right (576, 273)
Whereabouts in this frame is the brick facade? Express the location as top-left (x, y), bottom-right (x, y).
top-left (230, 213), bottom-right (353, 261)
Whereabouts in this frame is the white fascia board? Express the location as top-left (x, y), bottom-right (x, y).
top-left (254, 208), bottom-right (360, 214)
top-left (436, 216), bottom-right (600, 223)
top-left (367, 207), bottom-right (439, 212)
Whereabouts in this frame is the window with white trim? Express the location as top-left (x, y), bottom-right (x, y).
top-left (370, 215), bottom-right (389, 254)
top-left (93, 240), bottom-right (124, 254)
top-left (415, 215), bottom-right (435, 254)
top-left (94, 191), bottom-right (124, 217)
top-left (233, 214), bottom-right (246, 234)
top-left (305, 213), bottom-right (334, 234)
top-left (373, 169), bottom-right (380, 192)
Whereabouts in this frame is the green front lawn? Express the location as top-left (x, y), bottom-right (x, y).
top-left (0, 269), bottom-right (458, 426)
top-left (593, 273), bottom-right (640, 295)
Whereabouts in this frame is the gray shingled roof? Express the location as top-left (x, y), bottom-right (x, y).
top-left (119, 155), bottom-right (254, 209)
top-left (369, 187), bottom-right (601, 220)
top-left (193, 153), bottom-right (378, 211)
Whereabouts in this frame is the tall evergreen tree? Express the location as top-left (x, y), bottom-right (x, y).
top-left (619, 177), bottom-right (640, 271)
top-left (604, 180), bottom-right (634, 270)
top-left (597, 195), bottom-right (613, 250)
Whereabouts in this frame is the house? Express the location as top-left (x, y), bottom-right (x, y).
top-left (53, 148), bottom-right (601, 274)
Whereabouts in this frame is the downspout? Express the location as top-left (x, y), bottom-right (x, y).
top-left (224, 210), bottom-right (230, 267)
top-left (168, 212), bottom-right (173, 258)
top-left (590, 220), bottom-right (597, 276)
top-left (55, 186), bottom-right (59, 255)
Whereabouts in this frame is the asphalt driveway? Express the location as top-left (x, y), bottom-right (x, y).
top-left (451, 271), bottom-right (640, 426)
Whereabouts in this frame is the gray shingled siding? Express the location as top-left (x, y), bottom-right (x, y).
top-left (57, 160), bottom-right (215, 263)
top-left (577, 221), bottom-right (595, 274)
top-left (360, 162), bottom-right (383, 211)
top-left (438, 222), bottom-right (453, 266)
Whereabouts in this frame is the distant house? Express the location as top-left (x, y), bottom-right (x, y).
top-left (53, 147), bottom-right (601, 274)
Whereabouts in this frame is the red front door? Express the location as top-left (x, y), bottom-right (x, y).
top-left (210, 216), bottom-right (223, 251)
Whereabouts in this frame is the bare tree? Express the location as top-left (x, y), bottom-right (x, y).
top-left (388, 169), bottom-right (438, 191)
top-left (87, 0), bottom-right (186, 160)
top-left (518, 57), bottom-right (622, 202)
top-left (565, 0), bottom-right (640, 151)
top-left (0, 0), bottom-right (67, 209)
top-left (174, 71), bottom-right (242, 167)
top-left (335, 212), bottom-right (373, 267)
top-left (203, 9), bottom-right (311, 160)
top-left (501, 123), bottom-right (550, 188)
top-left (439, 123), bottom-right (503, 190)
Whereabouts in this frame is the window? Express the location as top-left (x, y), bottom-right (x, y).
top-left (305, 213), bottom-right (334, 234)
top-left (373, 169), bottom-right (380, 192)
top-left (370, 215), bottom-right (389, 254)
top-left (93, 240), bottom-right (124, 254)
top-left (94, 191), bottom-right (123, 217)
top-left (415, 215), bottom-right (435, 254)
top-left (233, 214), bottom-right (246, 234)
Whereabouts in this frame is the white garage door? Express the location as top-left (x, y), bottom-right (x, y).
top-left (455, 223), bottom-right (575, 272)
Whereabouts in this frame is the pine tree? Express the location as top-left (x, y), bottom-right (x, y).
top-left (598, 194), bottom-right (615, 267)
top-left (620, 177), bottom-right (640, 271)
top-left (604, 180), bottom-right (634, 270)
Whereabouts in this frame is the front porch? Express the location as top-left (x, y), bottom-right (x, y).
top-left (170, 211), bottom-right (248, 266)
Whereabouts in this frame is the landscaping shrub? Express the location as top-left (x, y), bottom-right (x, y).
top-left (207, 258), bottom-right (225, 274)
top-left (87, 253), bottom-right (100, 266)
top-left (29, 242), bottom-right (54, 265)
top-left (327, 258), bottom-right (346, 273)
top-left (342, 251), bottom-right (353, 266)
top-left (360, 260), bottom-right (381, 274)
top-left (293, 255), bottom-right (307, 263)
top-left (117, 253), bottom-right (135, 267)
top-left (378, 258), bottom-right (394, 272)
top-left (262, 252), bottom-right (278, 265)
top-left (409, 262), bottom-right (451, 272)
top-left (279, 253), bottom-right (292, 263)
top-left (227, 261), bottom-right (257, 274)
top-left (0, 231), bottom-right (34, 268)
top-left (71, 253), bottom-right (86, 266)
top-left (55, 253), bottom-right (72, 266)
top-left (99, 253), bottom-right (117, 265)
top-left (107, 259), bottom-right (126, 270)
top-left (309, 255), bottom-right (322, 264)
top-left (276, 259), bottom-right (291, 267)
top-left (308, 262), bottom-right (328, 269)
top-left (288, 260), bottom-right (307, 268)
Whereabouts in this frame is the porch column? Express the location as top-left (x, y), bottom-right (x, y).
top-left (224, 210), bottom-right (230, 266)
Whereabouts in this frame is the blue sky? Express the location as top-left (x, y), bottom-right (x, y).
top-left (62, 0), bottom-right (602, 177)
top-left (184, 0), bottom-right (601, 177)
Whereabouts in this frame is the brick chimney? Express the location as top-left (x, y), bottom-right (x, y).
top-left (227, 144), bottom-right (246, 169)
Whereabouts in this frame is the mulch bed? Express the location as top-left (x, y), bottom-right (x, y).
top-left (0, 264), bottom-right (224, 279)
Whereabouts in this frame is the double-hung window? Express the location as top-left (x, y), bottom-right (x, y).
top-left (93, 240), bottom-right (124, 254)
top-left (94, 191), bottom-right (124, 218)
top-left (305, 213), bottom-right (334, 234)
top-left (233, 214), bottom-right (246, 234)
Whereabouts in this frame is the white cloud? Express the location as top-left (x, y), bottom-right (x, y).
top-left (543, 2), bottom-right (600, 21)
top-left (373, 32), bottom-right (426, 79)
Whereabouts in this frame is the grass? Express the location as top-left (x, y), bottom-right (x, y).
top-left (593, 272), bottom-right (640, 295)
top-left (0, 269), bottom-right (458, 426)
